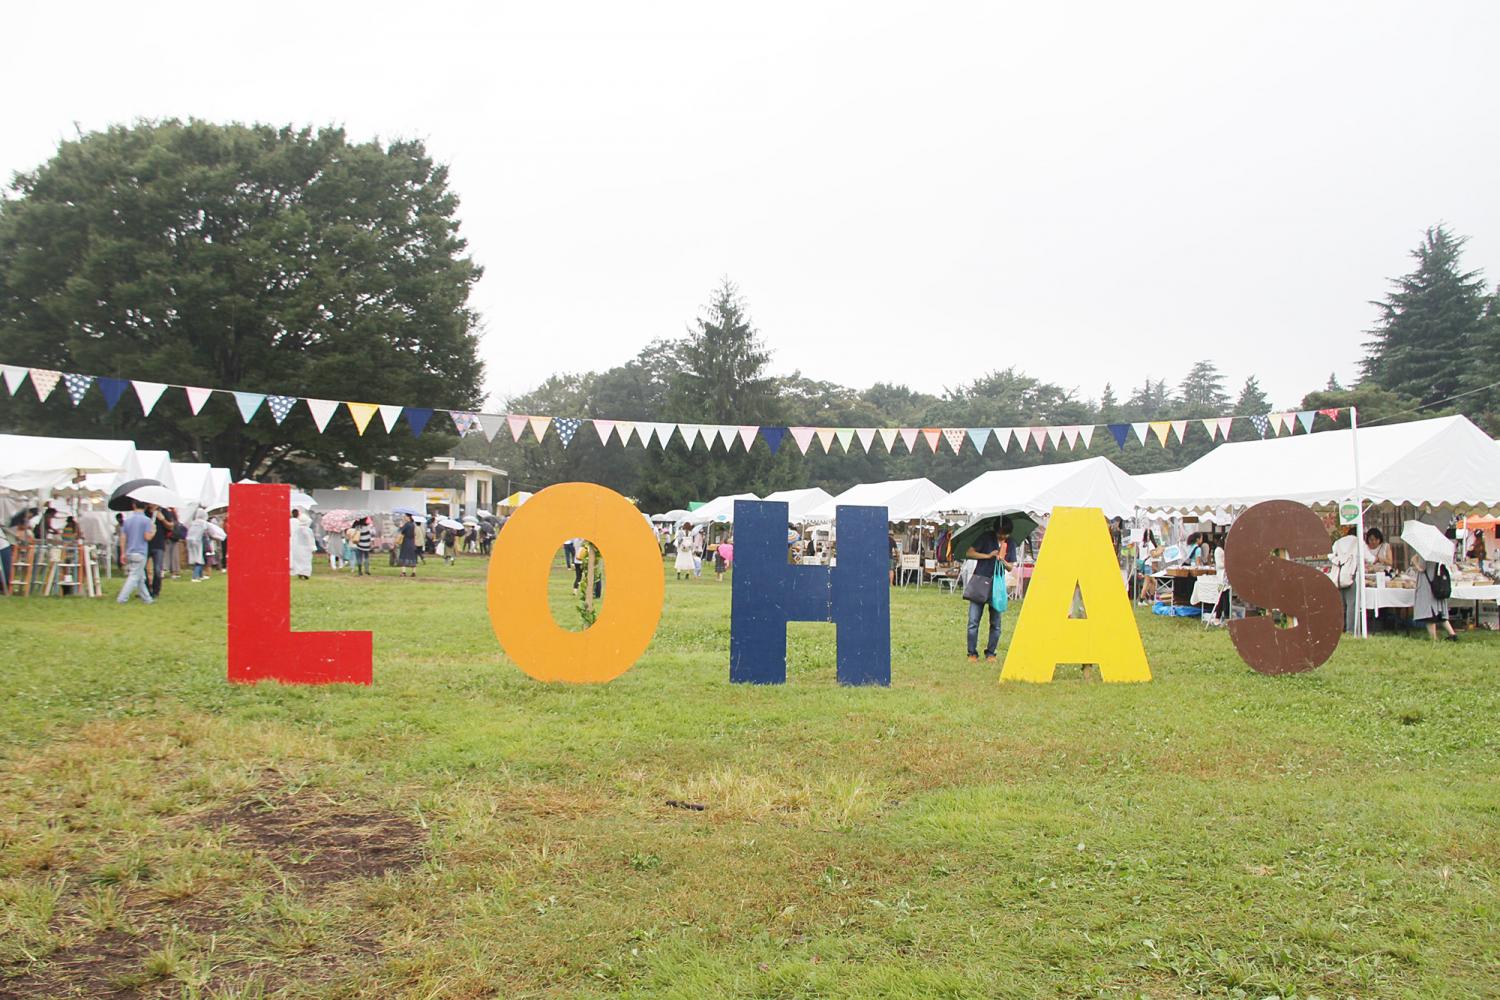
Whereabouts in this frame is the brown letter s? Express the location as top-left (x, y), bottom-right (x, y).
top-left (1224, 500), bottom-right (1342, 675)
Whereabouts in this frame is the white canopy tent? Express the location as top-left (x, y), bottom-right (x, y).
top-left (1137, 415), bottom-right (1500, 513)
top-left (762, 487), bottom-right (835, 523)
top-left (0, 434), bottom-right (141, 487)
top-left (683, 493), bottom-right (760, 526)
top-left (803, 478), bottom-right (951, 524)
top-left (932, 456), bottom-right (1145, 520)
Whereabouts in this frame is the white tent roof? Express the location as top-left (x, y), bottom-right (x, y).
top-left (206, 468), bottom-right (232, 510)
top-left (1137, 415), bottom-right (1500, 512)
top-left (762, 487), bottom-right (835, 523)
top-left (167, 462), bottom-right (214, 509)
top-left (932, 456), bottom-right (1145, 520)
top-left (804, 478), bottom-right (951, 523)
top-left (0, 434), bottom-right (140, 479)
top-left (133, 450), bottom-right (178, 492)
top-left (683, 493), bottom-right (760, 525)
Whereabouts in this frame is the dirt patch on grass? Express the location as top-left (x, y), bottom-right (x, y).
top-left (199, 788), bottom-right (425, 890)
top-left (0, 786), bottom-right (425, 999)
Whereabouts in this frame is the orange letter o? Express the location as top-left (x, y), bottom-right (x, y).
top-left (486, 482), bottom-right (664, 683)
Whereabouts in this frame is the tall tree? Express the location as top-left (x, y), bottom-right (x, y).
top-left (1177, 360), bottom-right (1229, 415)
top-left (0, 120), bottom-right (483, 481)
top-left (633, 280), bottom-right (785, 509)
top-left (1360, 226), bottom-right (1487, 410)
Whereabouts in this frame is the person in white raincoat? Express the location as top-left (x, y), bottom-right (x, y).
top-left (186, 511), bottom-right (226, 582)
top-left (290, 509), bottom-right (316, 579)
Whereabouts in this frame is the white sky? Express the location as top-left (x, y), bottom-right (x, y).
top-left (4, 2), bottom-right (1498, 413)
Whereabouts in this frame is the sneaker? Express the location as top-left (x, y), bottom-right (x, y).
top-left (984, 654), bottom-right (997, 662)
top-left (966, 654), bottom-right (979, 662)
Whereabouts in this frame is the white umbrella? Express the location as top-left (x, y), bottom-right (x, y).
top-left (289, 490), bottom-right (318, 509)
top-left (1401, 520), bottom-right (1454, 567)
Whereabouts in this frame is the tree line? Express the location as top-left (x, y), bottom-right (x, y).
top-left (0, 122), bottom-right (1494, 508)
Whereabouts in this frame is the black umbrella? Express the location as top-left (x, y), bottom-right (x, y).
top-left (107, 478), bottom-right (179, 512)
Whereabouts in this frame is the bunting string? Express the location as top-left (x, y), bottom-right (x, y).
top-left (0, 360), bottom-right (1347, 457)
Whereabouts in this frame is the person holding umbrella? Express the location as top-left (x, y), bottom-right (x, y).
top-left (397, 513), bottom-right (419, 578)
top-left (1402, 520), bottom-right (1458, 642)
top-left (115, 499), bottom-right (157, 604)
top-left (960, 516), bottom-right (1017, 662)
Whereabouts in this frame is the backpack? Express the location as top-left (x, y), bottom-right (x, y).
top-left (1429, 563), bottom-right (1452, 600)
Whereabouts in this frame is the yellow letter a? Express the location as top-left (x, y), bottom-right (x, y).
top-left (999, 506), bottom-right (1151, 684)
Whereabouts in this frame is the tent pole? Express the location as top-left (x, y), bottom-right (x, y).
top-left (1351, 405), bottom-right (1367, 639)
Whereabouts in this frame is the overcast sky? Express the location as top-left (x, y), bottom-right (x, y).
top-left (5, 2), bottom-right (1498, 414)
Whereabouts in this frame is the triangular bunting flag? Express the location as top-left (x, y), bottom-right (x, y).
top-left (815, 428), bottom-right (836, 452)
top-left (738, 426), bottom-right (759, 450)
top-left (346, 402), bottom-right (379, 435)
top-left (378, 404), bottom-right (403, 433)
top-left (856, 428), bottom-right (877, 453)
top-left (406, 407), bottom-right (433, 437)
top-left (1, 364), bottom-right (27, 394)
top-left (715, 426), bottom-right (737, 450)
top-left (555, 417), bottom-right (582, 448)
top-left (942, 428), bottom-right (967, 453)
top-left (921, 428), bottom-right (942, 452)
top-left (477, 413), bottom-right (506, 442)
top-left (1170, 420), bottom-right (1188, 443)
top-left (1131, 422), bottom-right (1150, 445)
top-left (507, 415), bottom-right (528, 441)
top-left (450, 411), bottom-right (478, 436)
top-left (1217, 417), bottom-right (1234, 439)
top-left (233, 392), bottom-right (266, 423)
top-left (1078, 425), bottom-right (1095, 449)
top-left (1149, 421), bottom-right (1172, 446)
top-left (594, 419), bottom-right (617, 445)
top-left (266, 395), bottom-right (299, 425)
top-left (1317, 408), bottom-right (1341, 422)
top-left (98, 377), bottom-right (130, 411)
top-left (1108, 424), bottom-right (1130, 450)
top-left (1268, 412), bottom-right (1286, 436)
top-left (835, 428), bottom-right (855, 452)
top-left (62, 373), bottom-right (94, 405)
top-left (1062, 426), bottom-right (1082, 449)
top-left (648, 422), bottom-right (675, 447)
top-left (760, 426), bottom-right (786, 454)
top-left (616, 421), bottom-right (639, 446)
top-left (1251, 414), bottom-right (1269, 437)
top-left (967, 428), bottom-right (990, 454)
top-left (1201, 417), bottom-right (1219, 440)
top-left (30, 369), bottom-right (61, 402)
top-left (790, 427), bottom-right (817, 454)
top-left (1045, 426), bottom-right (1065, 449)
top-left (1028, 427), bottom-right (1047, 451)
top-left (528, 416), bottom-right (553, 442)
top-left (878, 428), bottom-right (899, 452)
top-left (1296, 410), bottom-right (1315, 434)
top-left (898, 428), bottom-right (919, 452)
top-left (186, 387), bottom-right (214, 415)
top-left (306, 398), bottom-right (338, 431)
top-left (992, 428), bottom-right (1016, 452)
top-left (132, 380), bottom-right (168, 415)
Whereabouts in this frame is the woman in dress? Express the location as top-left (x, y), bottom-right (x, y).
top-left (1410, 553), bottom-right (1458, 642)
top-left (673, 528), bottom-right (696, 581)
top-left (397, 513), bottom-right (419, 578)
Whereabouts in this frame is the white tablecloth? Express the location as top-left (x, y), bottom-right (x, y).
top-left (1363, 584), bottom-right (1500, 610)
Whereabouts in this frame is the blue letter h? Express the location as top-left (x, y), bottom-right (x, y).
top-left (729, 500), bottom-right (891, 686)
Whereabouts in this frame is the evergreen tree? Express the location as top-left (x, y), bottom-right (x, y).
top-left (1326, 372), bottom-right (1343, 391)
top-left (1231, 376), bottom-right (1272, 440)
top-left (1177, 360), bottom-right (1229, 415)
top-left (1097, 382), bottom-right (1119, 423)
top-left (1360, 226), bottom-right (1487, 409)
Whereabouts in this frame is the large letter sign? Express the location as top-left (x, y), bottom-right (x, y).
top-left (1224, 499), bottom-right (1341, 675)
top-left (486, 482), bottom-right (665, 683)
top-left (1000, 506), bottom-right (1151, 684)
top-left (228, 484), bottom-right (373, 684)
top-left (730, 500), bottom-right (890, 685)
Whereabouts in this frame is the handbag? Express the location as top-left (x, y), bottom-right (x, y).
top-left (961, 569), bottom-right (993, 604)
top-left (990, 569), bottom-right (1009, 613)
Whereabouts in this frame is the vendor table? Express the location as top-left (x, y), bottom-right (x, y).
top-left (1155, 567), bottom-right (1217, 606)
top-left (1363, 584), bottom-right (1500, 610)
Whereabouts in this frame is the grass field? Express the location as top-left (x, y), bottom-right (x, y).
top-left (2, 552), bottom-right (1497, 999)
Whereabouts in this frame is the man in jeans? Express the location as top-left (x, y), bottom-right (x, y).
top-left (117, 500), bottom-right (157, 604)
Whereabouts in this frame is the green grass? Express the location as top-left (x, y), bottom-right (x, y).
top-left (2, 553), bottom-right (1497, 998)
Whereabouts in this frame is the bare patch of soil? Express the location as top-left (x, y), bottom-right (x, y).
top-left (0, 786), bottom-right (425, 999)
